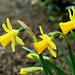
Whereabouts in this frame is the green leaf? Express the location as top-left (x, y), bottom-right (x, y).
top-left (23, 47), bottom-right (37, 54)
top-left (71, 51), bottom-right (75, 64)
top-left (43, 56), bottom-right (55, 64)
top-left (44, 61), bottom-right (53, 75)
top-left (71, 31), bottom-right (75, 42)
top-left (45, 60), bottom-right (67, 75)
top-left (67, 45), bottom-right (75, 75)
top-left (61, 44), bottom-right (70, 60)
top-left (31, 55), bottom-right (41, 63)
top-left (56, 50), bottom-right (63, 70)
top-left (39, 54), bottom-right (48, 75)
top-left (54, 40), bottom-right (72, 70)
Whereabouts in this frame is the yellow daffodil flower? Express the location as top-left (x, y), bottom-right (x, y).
top-left (0, 18), bottom-right (25, 52)
top-left (59, 6), bottom-right (75, 34)
top-left (20, 67), bottom-right (43, 75)
top-left (20, 68), bottom-right (28, 74)
top-left (27, 53), bottom-right (39, 60)
top-left (34, 26), bottom-right (57, 58)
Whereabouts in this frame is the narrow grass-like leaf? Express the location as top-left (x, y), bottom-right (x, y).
top-left (43, 56), bottom-right (55, 64)
top-left (71, 31), bottom-right (75, 42)
top-left (45, 61), bottom-right (53, 75)
top-left (23, 47), bottom-right (37, 54)
top-left (45, 60), bottom-right (67, 75)
top-left (61, 44), bottom-right (70, 61)
top-left (56, 50), bottom-right (63, 70)
top-left (54, 40), bottom-right (72, 70)
top-left (31, 55), bottom-right (41, 63)
top-left (71, 51), bottom-right (75, 64)
top-left (67, 45), bottom-right (75, 75)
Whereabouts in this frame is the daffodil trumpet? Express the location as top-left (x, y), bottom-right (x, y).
top-left (34, 26), bottom-right (57, 58)
top-left (59, 6), bottom-right (75, 34)
top-left (0, 18), bottom-right (25, 52)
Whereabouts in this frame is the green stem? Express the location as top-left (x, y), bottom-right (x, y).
top-left (45, 61), bottom-right (53, 75)
top-left (39, 54), bottom-right (48, 75)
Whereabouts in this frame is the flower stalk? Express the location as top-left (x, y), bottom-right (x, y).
top-left (39, 54), bottom-right (48, 75)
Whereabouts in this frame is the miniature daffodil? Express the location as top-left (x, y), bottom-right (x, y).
top-left (20, 68), bottom-right (28, 74)
top-left (59, 6), bottom-right (75, 34)
top-left (20, 67), bottom-right (43, 75)
top-left (34, 26), bottom-right (57, 58)
top-left (27, 53), bottom-right (39, 60)
top-left (0, 18), bottom-right (25, 52)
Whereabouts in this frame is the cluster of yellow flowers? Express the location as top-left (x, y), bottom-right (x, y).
top-left (0, 6), bottom-right (74, 59)
top-left (19, 6), bottom-right (75, 75)
top-left (34, 6), bottom-right (75, 58)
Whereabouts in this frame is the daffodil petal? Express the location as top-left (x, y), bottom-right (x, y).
top-left (20, 68), bottom-right (28, 74)
top-left (2, 23), bottom-right (9, 32)
top-left (39, 35), bottom-right (44, 39)
top-left (39, 26), bottom-right (44, 35)
top-left (11, 37), bottom-right (15, 52)
top-left (48, 46), bottom-right (56, 58)
top-left (68, 8), bottom-right (75, 21)
top-left (15, 36), bottom-right (25, 45)
top-left (49, 41), bottom-right (57, 50)
top-left (7, 18), bottom-right (12, 31)
top-left (20, 71), bottom-right (27, 74)
top-left (72, 7), bottom-right (75, 17)
top-left (39, 34), bottom-right (48, 40)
